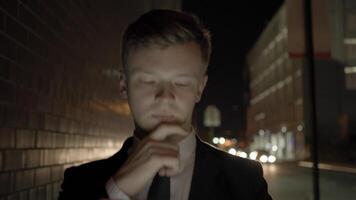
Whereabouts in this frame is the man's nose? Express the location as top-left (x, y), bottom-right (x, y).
top-left (155, 83), bottom-right (175, 100)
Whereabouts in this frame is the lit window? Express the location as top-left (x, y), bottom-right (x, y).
top-left (344, 66), bottom-right (356, 74)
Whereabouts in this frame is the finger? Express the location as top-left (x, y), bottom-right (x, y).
top-left (126, 144), bottom-right (179, 172)
top-left (148, 153), bottom-right (180, 176)
top-left (128, 139), bottom-right (179, 164)
top-left (149, 124), bottom-right (188, 141)
top-left (118, 146), bottom-right (178, 178)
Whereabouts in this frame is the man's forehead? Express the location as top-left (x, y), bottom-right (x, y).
top-left (126, 42), bottom-right (206, 76)
top-left (129, 67), bottom-right (200, 78)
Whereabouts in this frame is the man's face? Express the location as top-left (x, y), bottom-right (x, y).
top-left (123, 42), bottom-right (208, 133)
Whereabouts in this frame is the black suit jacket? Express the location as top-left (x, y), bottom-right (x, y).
top-left (58, 136), bottom-right (272, 200)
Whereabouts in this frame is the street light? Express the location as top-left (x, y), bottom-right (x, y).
top-left (219, 137), bottom-right (226, 145)
top-left (212, 137), bottom-right (219, 144)
top-left (272, 145), bottom-right (278, 151)
top-left (228, 148), bottom-right (237, 155)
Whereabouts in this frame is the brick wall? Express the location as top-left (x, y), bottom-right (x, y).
top-left (0, 0), bottom-right (134, 199)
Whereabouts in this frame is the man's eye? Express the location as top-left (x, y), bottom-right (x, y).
top-left (143, 81), bottom-right (155, 84)
top-left (141, 79), bottom-right (156, 84)
top-left (174, 81), bottom-right (189, 87)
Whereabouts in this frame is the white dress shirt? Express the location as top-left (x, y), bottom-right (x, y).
top-left (106, 129), bottom-right (197, 200)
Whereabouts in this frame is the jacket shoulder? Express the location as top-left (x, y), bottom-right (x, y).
top-left (197, 139), bottom-right (272, 200)
top-left (198, 138), bottom-right (261, 171)
top-left (58, 137), bottom-right (133, 199)
top-left (58, 158), bottom-right (114, 199)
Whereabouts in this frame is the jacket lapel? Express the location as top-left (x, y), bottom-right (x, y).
top-left (107, 136), bottom-right (134, 173)
top-left (188, 136), bottom-right (224, 200)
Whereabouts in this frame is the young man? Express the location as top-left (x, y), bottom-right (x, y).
top-left (59, 9), bottom-right (272, 200)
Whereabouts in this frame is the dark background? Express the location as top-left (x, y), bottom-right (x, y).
top-left (183, 1), bottom-right (283, 137)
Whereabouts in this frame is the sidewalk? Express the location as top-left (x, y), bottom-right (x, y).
top-left (298, 161), bottom-right (356, 174)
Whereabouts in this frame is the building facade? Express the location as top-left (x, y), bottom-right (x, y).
top-left (246, 0), bottom-right (356, 162)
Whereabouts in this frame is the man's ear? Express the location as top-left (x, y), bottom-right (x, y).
top-left (196, 75), bottom-right (208, 103)
top-left (119, 74), bottom-right (128, 100)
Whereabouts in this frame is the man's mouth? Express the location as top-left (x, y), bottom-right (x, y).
top-left (152, 114), bottom-right (177, 122)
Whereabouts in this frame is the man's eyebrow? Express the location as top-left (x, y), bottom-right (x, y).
top-left (175, 73), bottom-right (197, 78)
top-left (130, 68), bottom-right (156, 75)
top-left (131, 68), bottom-right (198, 78)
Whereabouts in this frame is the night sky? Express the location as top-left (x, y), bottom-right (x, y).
top-left (182, 1), bottom-right (284, 136)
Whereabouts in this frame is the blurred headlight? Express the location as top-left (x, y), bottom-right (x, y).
top-left (272, 145), bottom-right (278, 151)
top-left (212, 137), bottom-right (219, 144)
top-left (219, 137), bottom-right (226, 145)
top-left (259, 155), bottom-right (268, 163)
top-left (228, 148), bottom-right (237, 155)
top-left (249, 151), bottom-right (258, 160)
top-left (268, 155), bottom-right (276, 163)
top-left (237, 151), bottom-right (247, 158)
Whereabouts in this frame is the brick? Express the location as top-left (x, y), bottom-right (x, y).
top-left (0, 35), bottom-right (16, 61)
top-left (25, 150), bottom-right (41, 168)
top-left (0, 7), bottom-right (3, 31)
top-left (28, 188), bottom-right (37, 200)
top-left (36, 131), bottom-right (53, 148)
top-left (16, 129), bottom-right (36, 148)
top-left (52, 101), bottom-right (65, 116)
top-left (44, 114), bottom-right (59, 131)
top-left (52, 133), bottom-right (65, 148)
top-left (0, 56), bottom-right (10, 80)
top-left (52, 181), bottom-right (61, 199)
top-left (15, 86), bottom-right (37, 110)
top-left (37, 97), bottom-right (52, 113)
top-left (64, 134), bottom-right (75, 147)
top-left (50, 166), bottom-right (62, 181)
top-left (0, 172), bottom-right (15, 195)
top-left (17, 48), bottom-right (32, 69)
top-left (28, 112), bottom-right (40, 129)
top-left (42, 150), bottom-right (53, 166)
top-left (3, 106), bottom-right (28, 128)
top-left (66, 149), bottom-right (75, 163)
top-left (45, 184), bottom-right (52, 200)
top-left (3, 150), bottom-right (25, 170)
top-left (37, 186), bottom-right (46, 200)
top-left (0, 105), bottom-right (4, 127)
top-left (19, 190), bottom-right (29, 200)
top-left (5, 17), bottom-right (27, 45)
top-left (15, 169), bottom-right (34, 191)
top-left (35, 167), bottom-right (50, 186)
top-left (18, 4), bottom-right (38, 32)
top-left (0, 0), bottom-right (18, 16)
top-left (0, 79), bottom-right (16, 103)
top-left (54, 149), bottom-right (67, 165)
top-left (26, 34), bottom-right (42, 60)
top-left (0, 128), bottom-right (15, 148)
top-left (7, 193), bottom-right (20, 200)
top-left (58, 118), bottom-right (69, 133)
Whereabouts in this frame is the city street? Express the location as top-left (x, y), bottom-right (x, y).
top-left (263, 162), bottom-right (356, 200)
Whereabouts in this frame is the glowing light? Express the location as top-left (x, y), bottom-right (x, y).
top-left (281, 126), bottom-right (287, 133)
top-left (297, 124), bottom-right (304, 132)
top-left (228, 148), bottom-right (237, 155)
top-left (345, 66), bottom-right (356, 74)
top-left (344, 38), bottom-right (356, 45)
top-left (219, 137), bottom-right (226, 145)
top-left (260, 155), bottom-right (268, 163)
top-left (258, 129), bottom-right (265, 135)
top-left (237, 151), bottom-right (247, 158)
top-left (212, 137), bottom-right (219, 144)
top-left (268, 155), bottom-right (277, 163)
top-left (272, 145), bottom-right (278, 152)
top-left (249, 151), bottom-right (258, 160)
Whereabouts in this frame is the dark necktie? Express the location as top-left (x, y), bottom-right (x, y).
top-left (147, 173), bottom-right (170, 200)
